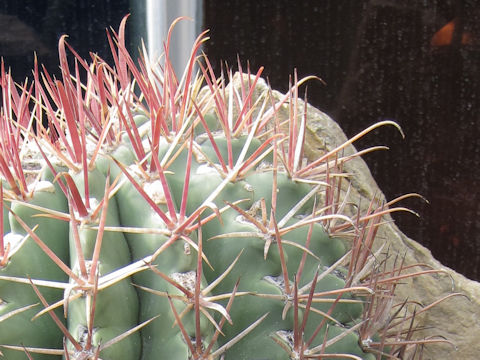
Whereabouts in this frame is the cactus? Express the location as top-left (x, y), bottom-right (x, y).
top-left (0, 16), bottom-right (455, 360)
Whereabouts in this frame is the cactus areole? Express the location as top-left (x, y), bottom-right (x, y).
top-left (0, 16), bottom-right (451, 360)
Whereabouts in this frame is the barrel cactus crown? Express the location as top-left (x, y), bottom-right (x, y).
top-left (0, 16), bottom-right (453, 359)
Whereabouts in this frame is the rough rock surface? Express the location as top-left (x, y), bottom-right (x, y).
top-left (233, 73), bottom-right (480, 359)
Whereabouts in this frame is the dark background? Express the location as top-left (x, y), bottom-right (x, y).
top-left (1, 0), bottom-right (479, 280)
top-left (0, 0), bottom-right (141, 81)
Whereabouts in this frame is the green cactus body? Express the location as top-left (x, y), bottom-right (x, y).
top-left (113, 168), bottom-right (206, 359)
top-left (9, 186), bottom-right (68, 284)
top-left (0, 182), bottom-right (68, 358)
top-left (0, 234), bottom-right (63, 360)
top-left (0, 16), bottom-right (432, 360)
top-left (66, 168), bottom-right (141, 359)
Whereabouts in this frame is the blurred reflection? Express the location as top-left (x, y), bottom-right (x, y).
top-left (430, 18), bottom-right (474, 47)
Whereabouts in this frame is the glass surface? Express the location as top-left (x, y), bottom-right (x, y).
top-left (1, 1), bottom-right (478, 280)
top-left (204, 0), bottom-right (480, 280)
top-left (0, 0), bottom-right (140, 81)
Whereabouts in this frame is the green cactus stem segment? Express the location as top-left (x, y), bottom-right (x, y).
top-left (0, 15), bottom-right (439, 360)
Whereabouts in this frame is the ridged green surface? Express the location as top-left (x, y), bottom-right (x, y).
top-left (1, 185), bottom-right (68, 359)
top-left (0, 131), bottom-right (374, 359)
top-left (0, 18), bottom-right (395, 359)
